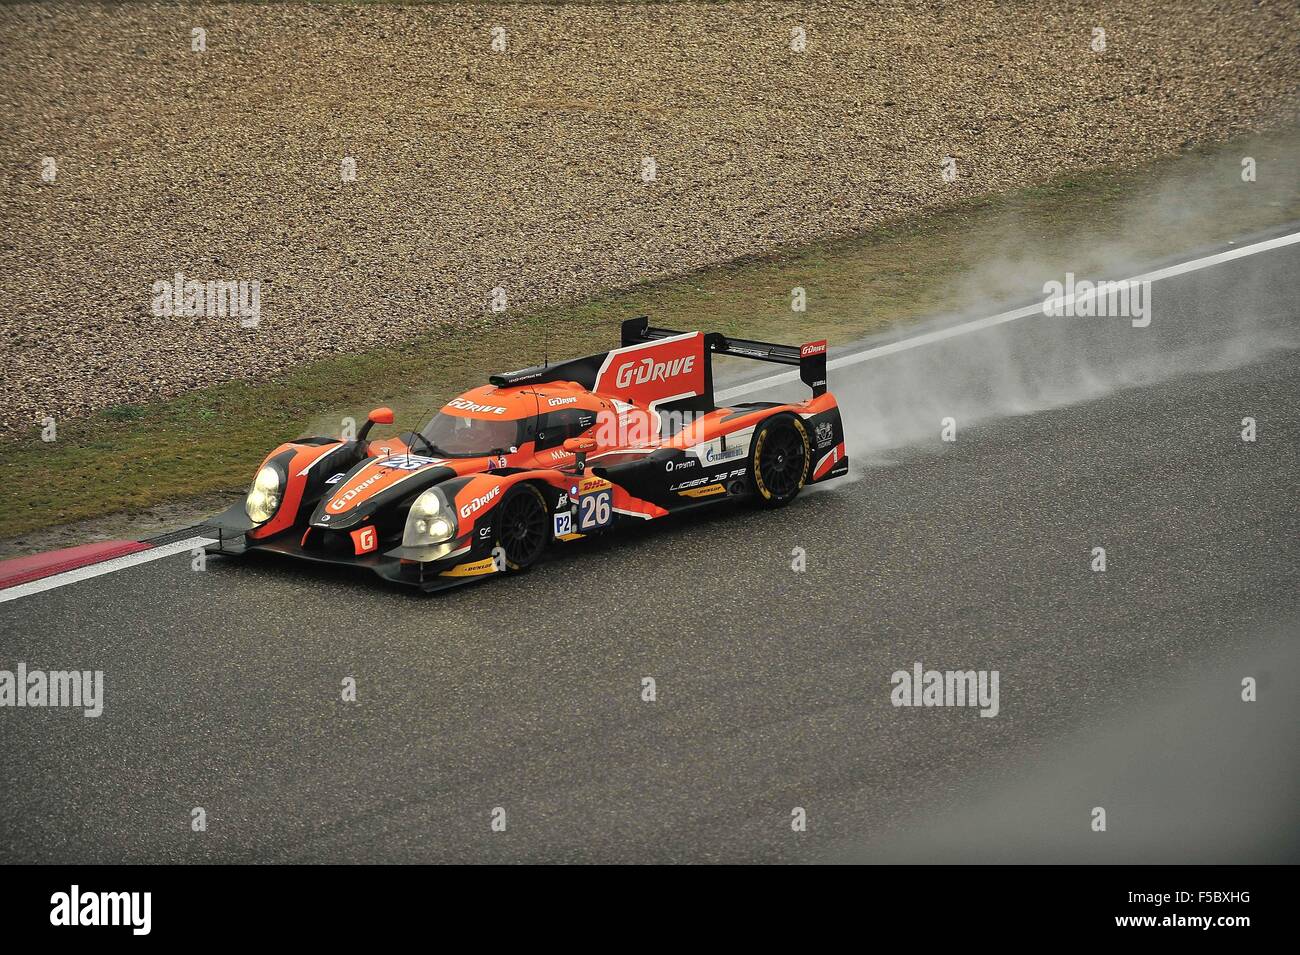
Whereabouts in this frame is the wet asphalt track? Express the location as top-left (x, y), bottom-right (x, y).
top-left (1, 231), bottom-right (1297, 863)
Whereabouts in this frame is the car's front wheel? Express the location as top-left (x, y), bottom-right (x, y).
top-left (494, 483), bottom-right (550, 571)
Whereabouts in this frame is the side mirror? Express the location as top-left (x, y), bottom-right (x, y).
top-left (356, 406), bottom-right (395, 444)
top-left (563, 437), bottom-right (597, 473)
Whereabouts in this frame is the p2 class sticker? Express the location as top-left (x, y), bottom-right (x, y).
top-left (553, 510), bottom-right (573, 537)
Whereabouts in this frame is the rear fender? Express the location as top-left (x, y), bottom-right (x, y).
top-left (667, 390), bottom-right (848, 487)
top-left (801, 395), bottom-right (849, 482)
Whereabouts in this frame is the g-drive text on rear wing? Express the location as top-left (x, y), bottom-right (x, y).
top-left (621, 317), bottom-right (828, 397)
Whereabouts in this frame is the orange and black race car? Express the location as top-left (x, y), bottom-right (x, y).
top-left (206, 318), bottom-right (849, 590)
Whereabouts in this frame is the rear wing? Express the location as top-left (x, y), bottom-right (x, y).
top-left (622, 317), bottom-right (828, 397)
top-left (488, 317), bottom-right (828, 410)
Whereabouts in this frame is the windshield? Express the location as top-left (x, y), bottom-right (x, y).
top-left (420, 411), bottom-right (523, 457)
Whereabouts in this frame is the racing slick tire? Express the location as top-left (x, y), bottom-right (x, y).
top-left (494, 483), bottom-right (550, 571)
top-left (748, 413), bottom-right (811, 508)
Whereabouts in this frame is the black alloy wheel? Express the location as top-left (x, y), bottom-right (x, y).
top-left (750, 414), bottom-right (811, 507)
top-left (495, 484), bottom-right (550, 569)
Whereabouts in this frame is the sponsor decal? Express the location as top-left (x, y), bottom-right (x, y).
top-left (705, 444), bottom-right (744, 463)
top-left (800, 340), bottom-right (828, 358)
top-left (679, 483), bottom-right (727, 498)
top-left (556, 493), bottom-right (569, 508)
top-left (329, 471), bottom-right (387, 512)
top-left (547, 396), bottom-right (579, 407)
top-left (815, 421), bottom-right (834, 449)
top-left (459, 485), bottom-right (502, 519)
top-left (664, 458), bottom-right (696, 472)
top-left (578, 476), bottom-right (611, 494)
top-left (439, 556), bottom-right (499, 578)
top-left (595, 333), bottom-right (706, 406)
top-left (446, 397), bottom-right (507, 416)
top-left (478, 526), bottom-right (493, 539)
top-left (549, 449), bottom-right (573, 461)
top-left (614, 354), bottom-right (697, 389)
top-left (325, 472), bottom-right (346, 484)
top-left (350, 525), bottom-right (378, 555)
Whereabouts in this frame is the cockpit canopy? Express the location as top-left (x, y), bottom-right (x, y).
top-left (420, 412), bottom-right (521, 457)
top-left (419, 383), bottom-right (606, 458)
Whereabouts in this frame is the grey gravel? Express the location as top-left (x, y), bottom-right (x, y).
top-left (1, 0), bottom-right (1297, 436)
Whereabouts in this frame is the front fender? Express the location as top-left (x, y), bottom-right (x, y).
top-left (390, 469), bottom-right (565, 564)
top-left (449, 469), bottom-right (567, 526)
top-left (211, 438), bottom-right (352, 541)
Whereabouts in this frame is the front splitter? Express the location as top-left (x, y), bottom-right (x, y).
top-left (206, 535), bottom-right (497, 594)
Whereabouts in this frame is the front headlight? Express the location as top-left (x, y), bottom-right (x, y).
top-left (404, 487), bottom-right (457, 546)
top-left (245, 465), bottom-right (282, 523)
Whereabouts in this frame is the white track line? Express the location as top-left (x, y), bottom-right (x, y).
top-left (0, 537), bottom-right (216, 605)
top-left (716, 229), bottom-right (1300, 402)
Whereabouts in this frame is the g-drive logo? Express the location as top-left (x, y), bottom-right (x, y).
top-left (614, 354), bottom-right (696, 389)
top-left (459, 484), bottom-right (501, 519)
top-left (51, 886), bottom-right (151, 935)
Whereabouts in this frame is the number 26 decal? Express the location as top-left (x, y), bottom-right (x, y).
top-left (578, 490), bottom-right (611, 530)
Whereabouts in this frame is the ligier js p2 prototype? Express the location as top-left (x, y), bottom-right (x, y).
top-left (207, 318), bottom-right (849, 590)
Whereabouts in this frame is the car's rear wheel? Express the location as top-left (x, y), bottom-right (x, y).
top-left (494, 483), bottom-right (550, 570)
top-left (749, 413), bottom-right (811, 507)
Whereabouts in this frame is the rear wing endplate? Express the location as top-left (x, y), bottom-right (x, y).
top-left (622, 317), bottom-right (827, 397)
